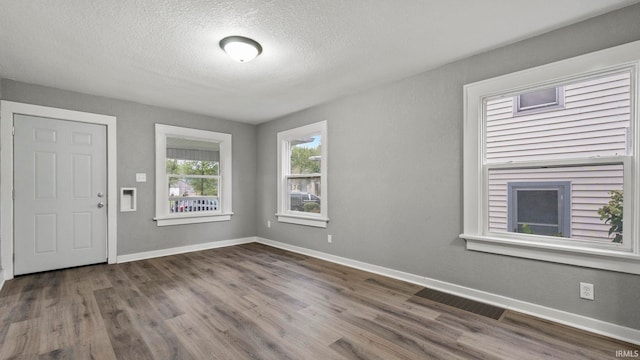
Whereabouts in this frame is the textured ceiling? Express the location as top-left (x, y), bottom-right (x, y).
top-left (1, 1), bottom-right (638, 124)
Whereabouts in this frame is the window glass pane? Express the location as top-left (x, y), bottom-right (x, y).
top-left (170, 197), bottom-right (219, 213)
top-left (167, 137), bottom-right (220, 158)
top-left (169, 176), bottom-right (218, 197)
top-left (167, 159), bottom-right (219, 176)
top-left (515, 189), bottom-right (562, 237)
top-left (516, 190), bottom-right (558, 224)
top-left (488, 164), bottom-right (624, 243)
top-left (168, 176), bottom-right (219, 213)
top-left (518, 87), bottom-right (558, 109)
top-left (287, 177), bottom-right (321, 213)
top-left (485, 71), bottom-right (631, 163)
top-left (166, 137), bottom-right (220, 176)
top-left (290, 135), bottom-right (321, 175)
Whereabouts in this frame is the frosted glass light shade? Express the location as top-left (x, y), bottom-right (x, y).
top-left (220, 36), bottom-right (262, 63)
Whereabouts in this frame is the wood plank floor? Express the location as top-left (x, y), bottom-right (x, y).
top-left (0, 243), bottom-right (637, 359)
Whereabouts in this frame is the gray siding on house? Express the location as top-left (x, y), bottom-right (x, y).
top-left (485, 72), bottom-right (629, 242)
top-left (486, 71), bottom-right (630, 162)
top-left (488, 165), bottom-right (623, 241)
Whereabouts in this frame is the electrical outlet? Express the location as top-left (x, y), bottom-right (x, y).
top-left (580, 282), bottom-right (594, 300)
top-left (328, 234), bottom-right (332, 243)
top-left (267, 220), bottom-right (271, 228)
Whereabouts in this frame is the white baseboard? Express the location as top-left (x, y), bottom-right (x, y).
top-left (255, 237), bottom-right (640, 346)
top-left (0, 269), bottom-right (4, 293)
top-left (116, 236), bottom-right (256, 263)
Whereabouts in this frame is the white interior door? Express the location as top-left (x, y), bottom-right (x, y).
top-left (13, 114), bottom-right (107, 275)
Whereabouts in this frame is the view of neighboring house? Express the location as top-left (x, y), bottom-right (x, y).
top-left (287, 135), bottom-right (322, 212)
top-left (169, 179), bottom-right (194, 197)
top-left (485, 71), bottom-right (630, 242)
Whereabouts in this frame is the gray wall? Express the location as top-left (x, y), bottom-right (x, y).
top-left (0, 80), bottom-right (257, 255)
top-left (256, 4), bottom-right (640, 330)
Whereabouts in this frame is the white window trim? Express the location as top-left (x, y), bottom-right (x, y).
top-left (154, 124), bottom-right (232, 226)
top-left (461, 40), bottom-right (640, 275)
top-left (276, 121), bottom-right (329, 228)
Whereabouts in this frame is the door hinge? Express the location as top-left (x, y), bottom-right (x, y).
top-left (12, 189), bottom-right (15, 200)
top-left (12, 126), bottom-right (15, 136)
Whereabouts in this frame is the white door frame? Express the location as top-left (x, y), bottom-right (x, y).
top-left (1, 101), bottom-right (117, 280)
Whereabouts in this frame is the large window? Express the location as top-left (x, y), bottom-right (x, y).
top-left (462, 41), bottom-right (640, 274)
top-left (155, 124), bottom-right (232, 226)
top-left (277, 121), bottom-right (328, 228)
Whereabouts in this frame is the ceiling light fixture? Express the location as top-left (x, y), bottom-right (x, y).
top-left (219, 36), bottom-right (262, 63)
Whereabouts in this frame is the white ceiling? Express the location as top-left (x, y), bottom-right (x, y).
top-left (1, 1), bottom-right (637, 124)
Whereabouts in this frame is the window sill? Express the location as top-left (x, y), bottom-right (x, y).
top-left (276, 213), bottom-right (329, 228)
top-left (154, 213), bottom-right (233, 227)
top-left (461, 234), bottom-right (640, 275)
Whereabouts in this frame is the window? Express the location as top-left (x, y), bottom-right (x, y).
top-left (155, 124), bottom-right (232, 226)
top-left (507, 182), bottom-right (571, 237)
top-left (514, 86), bottom-right (564, 114)
top-left (462, 40), bottom-right (640, 274)
top-left (277, 121), bottom-right (328, 227)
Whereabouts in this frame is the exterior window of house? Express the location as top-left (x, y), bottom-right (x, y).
top-left (276, 121), bottom-right (328, 228)
top-left (514, 86), bottom-right (564, 114)
top-left (507, 182), bottom-right (571, 237)
top-left (462, 41), bottom-right (640, 274)
top-left (154, 124), bottom-right (232, 226)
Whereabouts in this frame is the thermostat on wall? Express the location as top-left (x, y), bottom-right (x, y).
top-left (136, 173), bottom-right (147, 182)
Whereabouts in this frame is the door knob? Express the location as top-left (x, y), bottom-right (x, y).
top-left (97, 192), bottom-right (104, 198)
top-left (97, 202), bottom-right (105, 208)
